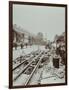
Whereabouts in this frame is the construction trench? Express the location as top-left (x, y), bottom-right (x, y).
top-left (12, 49), bottom-right (65, 86)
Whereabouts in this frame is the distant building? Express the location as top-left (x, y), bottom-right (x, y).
top-left (13, 24), bottom-right (33, 46)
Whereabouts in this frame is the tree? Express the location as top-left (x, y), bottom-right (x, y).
top-left (37, 32), bottom-right (43, 40)
top-left (36, 32), bottom-right (43, 45)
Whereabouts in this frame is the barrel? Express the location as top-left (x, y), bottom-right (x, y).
top-left (53, 57), bottom-right (59, 68)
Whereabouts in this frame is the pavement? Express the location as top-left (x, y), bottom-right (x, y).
top-left (13, 45), bottom-right (45, 60)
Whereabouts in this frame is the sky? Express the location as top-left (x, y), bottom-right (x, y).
top-left (13, 4), bottom-right (65, 41)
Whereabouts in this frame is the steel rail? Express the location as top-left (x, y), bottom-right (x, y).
top-left (24, 55), bottom-right (44, 85)
top-left (13, 56), bottom-right (33, 71)
top-left (13, 51), bottom-right (42, 81)
top-left (13, 50), bottom-right (40, 70)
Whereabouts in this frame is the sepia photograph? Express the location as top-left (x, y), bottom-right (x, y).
top-left (9, 1), bottom-right (67, 88)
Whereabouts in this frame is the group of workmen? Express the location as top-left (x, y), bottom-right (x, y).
top-left (56, 45), bottom-right (66, 65)
top-left (45, 42), bottom-right (66, 65)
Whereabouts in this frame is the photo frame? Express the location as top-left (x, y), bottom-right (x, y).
top-left (9, 1), bottom-right (67, 89)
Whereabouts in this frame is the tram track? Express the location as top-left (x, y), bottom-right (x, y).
top-left (24, 54), bottom-right (44, 85)
top-left (13, 50), bottom-right (51, 86)
top-left (13, 50), bottom-right (43, 81)
top-left (13, 50), bottom-right (41, 69)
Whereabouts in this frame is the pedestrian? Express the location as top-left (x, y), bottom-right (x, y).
top-left (25, 43), bottom-right (28, 48)
top-left (15, 43), bottom-right (17, 50)
top-left (21, 44), bottom-right (23, 49)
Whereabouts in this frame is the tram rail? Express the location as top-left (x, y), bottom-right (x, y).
top-left (13, 50), bottom-right (43, 81)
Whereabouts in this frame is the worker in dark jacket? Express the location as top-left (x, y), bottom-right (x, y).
top-left (60, 46), bottom-right (66, 65)
top-left (56, 45), bottom-right (61, 55)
